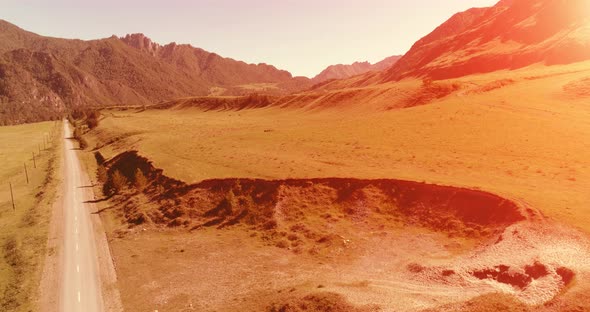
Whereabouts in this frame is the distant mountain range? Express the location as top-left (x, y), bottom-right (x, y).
top-left (311, 55), bottom-right (402, 84)
top-left (2, 0), bottom-right (590, 124)
top-left (0, 21), bottom-right (312, 124)
top-left (0, 18), bottom-right (404, 125)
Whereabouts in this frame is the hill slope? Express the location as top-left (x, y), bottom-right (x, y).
top-left (382, 0), bottom-right (590, 81)
top-left (109, 0), bottom-right (590, 113)
top-left (0, 20), bottom-right (311, 125)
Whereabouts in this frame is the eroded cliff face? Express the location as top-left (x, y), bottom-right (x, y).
top-left (100, 150), bottom-right (531, 238)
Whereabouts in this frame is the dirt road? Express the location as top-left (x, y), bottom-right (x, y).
top-left (60, 121), bottom-right (103, 312)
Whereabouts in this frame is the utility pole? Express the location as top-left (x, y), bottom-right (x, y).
top-left (9, 182), bottom-right (15, 211)
top-left (24, 163), bottom-right (29, 184)
top-left (32, 152), bottom-right (36, 169)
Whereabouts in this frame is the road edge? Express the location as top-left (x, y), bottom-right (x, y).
top-left (76, 139), bottom-right (124, 312)
top-left (37, 121), bottom-right (124, 312)
top-left (37, 123), bottom-right (65, 312)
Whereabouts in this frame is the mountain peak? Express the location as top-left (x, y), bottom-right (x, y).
top-left (120, 33), bottom-right (161, 56)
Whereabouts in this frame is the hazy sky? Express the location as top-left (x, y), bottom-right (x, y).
top-left (2, 0), bottom-right (498, 77)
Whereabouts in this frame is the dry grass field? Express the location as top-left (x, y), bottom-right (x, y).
top-left (0, 121), bottom-right (61, 311)
top-left (91, 62), bottom-right (590, 230)
top-left (80, 61), bottom-right (590, 311)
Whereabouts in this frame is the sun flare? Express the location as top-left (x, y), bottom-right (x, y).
top-left (2, 0), bottom-right (590, 311)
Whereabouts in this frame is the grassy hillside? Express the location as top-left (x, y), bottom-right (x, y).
top-left (0, 121), bottom-right (61, 311)
top-left (381, 0), bottom-right (590, 81)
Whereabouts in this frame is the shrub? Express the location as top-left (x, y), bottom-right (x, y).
top-left (78, 137), bottom-right (88, 149)
top-left (70, 109), bottom-right (86, 120)
top-left (86, 110), bottom-right (101, 129)
top-left (73, 126), bottom-right (82, 139)
top-left (134, 168), bottom-right (148, 191)
top-left (72, 125), bottom-right (88, 149)
top-left (111, 170), bottom-right (127, 194)
top-left (3, 237), bottom-right (22, 268)
top-left (97, 166), bottom-right (108, 183)
top-left (275, 239), bottom-right (289, 249)
top-left (94, 152), bottom-right (105, 165)
top-left (86, 117), bottom-right (99, 129)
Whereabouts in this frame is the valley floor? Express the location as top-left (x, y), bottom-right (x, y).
top-left (92, 63), bottom-right (590, 232)
top-left (79, 62), bottom-right (590, 311)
